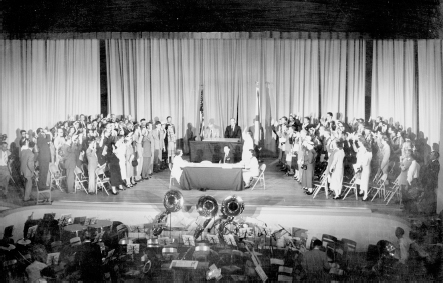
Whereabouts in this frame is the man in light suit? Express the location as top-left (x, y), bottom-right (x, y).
top-left (151, 121), bottom-right (165, 172)
top-left (204, 121), bottom-right (220, 139)
top-left (224, 118), bottom-right (242, 139)
top-left (20, 139), bottom-right (35, 202)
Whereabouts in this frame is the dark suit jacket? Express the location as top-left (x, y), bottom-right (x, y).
top-left (224, 125), bottom-right (242, 139)
top-left (220, 152), bottom-right (234, 164)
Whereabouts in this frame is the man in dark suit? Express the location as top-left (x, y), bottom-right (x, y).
top-left (20, 139), bottom-right (35, 202)
top-left (19, 130), bottom-right (27, 147)
top-left (36, 128), bottom-right (51, 191)
top-left (151, 121), bottom-right (165, 172)
top-left (62, 135), bottom-right (81, 193)
top-left (224, 118), bottom-right (242, 139)
top-left (220, 146), bottom-right (234, 164)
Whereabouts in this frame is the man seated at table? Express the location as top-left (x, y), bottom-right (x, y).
top-left (220, 146), bottom-right (234, 164)
top-left (171, 149), bottom-right (189, 184)
top-left (224, 118), bottom-right (242, 139)
top-left (239, 149), bottom-right (259, 189)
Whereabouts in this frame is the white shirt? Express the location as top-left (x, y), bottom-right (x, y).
top-left (0, 150), bottom-right (9, 166)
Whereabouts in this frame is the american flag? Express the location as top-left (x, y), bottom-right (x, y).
top-left (199, 87), bottom-right (204, 138)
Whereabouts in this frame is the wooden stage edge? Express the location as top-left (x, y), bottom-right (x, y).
top-left (46, 158), bottom-right (403, 217)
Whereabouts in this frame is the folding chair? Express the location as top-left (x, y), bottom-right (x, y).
top-left (49, 163), bottom-right (65, 192)
top-left (251, 164), bottom-right (266, 190)
top-left (384, 176), bottom-right (401, 205)
top-left (312, 172), bottom-right (328, 199)
top-left (342, 175), bottom-right (358, 200)
top-left (370, 174), bottom-right (387, 201)
top-left (95, 164), bottom-right (110, 195)
top-left (74, 166), bottom-right (89, 194)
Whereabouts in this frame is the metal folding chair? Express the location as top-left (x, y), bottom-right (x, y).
top-left (312, 172), bottom-right (328, 199)
top-left (384, 176), bottom-right (401, 205)
top-left (74, 166), bottom-right (89, 194)
top-left (251, 164), bottom-right (266, 190)
top-left (370, 174), bottom-right (387, 201)
top-left (95, 164), bottom-right (110, 195)
top-left (49, 163), bottom-right (65, 192)
top-left (342, 175), bottom-right (358, 200)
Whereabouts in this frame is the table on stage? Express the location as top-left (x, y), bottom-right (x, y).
top-left (189, 138), bottom-right (242, 163)
top-left (180, 163), bottom-right (245, 191)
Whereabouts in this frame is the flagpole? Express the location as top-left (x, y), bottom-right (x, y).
top-left (254, 82), bottom-right (260, 146)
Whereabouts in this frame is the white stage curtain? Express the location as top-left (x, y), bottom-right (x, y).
top-left (371, 40), bottom-right (416, 132)
top-left (319, 40), bottom-right (347, 121)
top-left (346, 40), bottom-right (366, 121)
top-left (417, 40), bottom-right (442, 151)
top-left (0, 39), bottom-right (100, 145)
top-left (106, 38), bottom-right (369, 154)
top-left (106, 39), bottom-right (152, 119)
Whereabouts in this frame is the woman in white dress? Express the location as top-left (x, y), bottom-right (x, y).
top-left (242, 131), bottom-right (254, 161)
top-left (171, 149), bottom-right (188, 183)
top-left (354, 138), bottom-right (373, 201)
top-left (114, 136), bottom-right (127, 187)
top-left (329, 139), bottom-right (345, 199)
top-left (240, 149), bottom-right (260, 188)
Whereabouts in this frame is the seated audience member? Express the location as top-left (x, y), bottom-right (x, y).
top-left (394, 227), bottom-right (412, 265)
top-left (300, 239), bottom-right (331, 275)
top-left (171, 149), bottom-right (188, 183)
top-left (220, 146), bottom-right (234, 164)
top-left (25, 245), bottom-right (48, 283)
top-left (240, 149), bottom-right (259, 188)
top-left (0, 142), bottom-right (11, 195)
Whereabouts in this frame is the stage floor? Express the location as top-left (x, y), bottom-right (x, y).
top-left (45, 158), bottom-right (402, 215)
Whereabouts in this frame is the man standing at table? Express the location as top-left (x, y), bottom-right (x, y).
top-left (224, 118), bottom-right (242, 139)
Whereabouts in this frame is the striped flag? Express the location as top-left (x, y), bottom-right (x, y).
top-left (199, 87), bottom-right (204, 138)
top-left (254, 82), bottom-right (260, 145)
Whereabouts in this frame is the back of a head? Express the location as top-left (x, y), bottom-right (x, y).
top-left (313, 239), bottom-right (322, 248)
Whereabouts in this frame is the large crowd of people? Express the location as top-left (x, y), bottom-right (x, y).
top-left (0, 114), bottom-right (178, 200)
top-left (272, 112), bottom-right (440, 212)
top-left (0, 111), bottom-right (440, 212)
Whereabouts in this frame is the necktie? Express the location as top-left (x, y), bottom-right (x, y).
top-left (158, 131), bottom-right (160, 140)
top-left (211, 130), bottom-right (213, 138)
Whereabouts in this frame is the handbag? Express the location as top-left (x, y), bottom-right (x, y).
top-left (132, 160), bottom-right (138, 167)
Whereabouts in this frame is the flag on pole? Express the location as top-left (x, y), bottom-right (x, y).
top-left (199, 86), bottom-right (204, 139)
top-left (254, 82), bottom-right (260, 145)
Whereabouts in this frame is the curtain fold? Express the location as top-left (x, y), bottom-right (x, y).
top-left (417, 40), bottom-right (442, 151)
top-left (0, 39), bottom-right (100, 145)
top-left (346, 40), bottom-right (366, 121)
top-left (106, 38), bottom-right (367, 154)
top-left (371, 40), bottom-right (416, 132)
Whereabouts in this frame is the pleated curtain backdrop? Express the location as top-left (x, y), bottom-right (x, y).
top-left (0, 39), bottom-right (100, 145)
top-left (346, 40), bottom-right (366, 121)
top-left (371, 40), bottom-right (416, 132)
top-left (106, 38), bottom-right (366, 153)
top-left (417, 40), bottom-right (442, 151)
